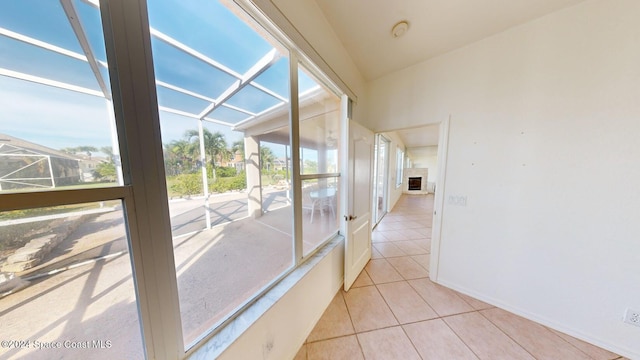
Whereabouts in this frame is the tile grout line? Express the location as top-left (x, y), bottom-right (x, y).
top-left (404, 278), bottom-right (455, 319)
top-left (480, 311), bottom-right (622, 359)
top-left (324, 195), bottom-right (433, 359)
top-left (344, 272), bottom-right (369, 359)
top-left (370, 244), bottom-right (424, 358)
top-left (476, 308), bottom-right (539, 360)
top-left (439, 310), bottom-right (483, 360)
top-left (373, 198), bottom-right (435, 360)
top-left (540, 325), bottom-right (602, 360)
top-left (391, 197), bottom-right (478, 360)
top-left (408, 190), bottom-right (619, 360)
top-left (373, 281), bottom-right (402, 326)
top-left (304, 288), bottom-right (366, 358)
top-left (398, 321), bottom-right (428, 360)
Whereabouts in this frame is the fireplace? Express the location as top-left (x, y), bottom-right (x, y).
top-left (408, 177), bottom-right (422, 191)
top-left (403, 168), bottom-right (429, 194)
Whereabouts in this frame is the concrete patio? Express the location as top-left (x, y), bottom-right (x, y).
top-left (0, 188), bottom-right (338, 359)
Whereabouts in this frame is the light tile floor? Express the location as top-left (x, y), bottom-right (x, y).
top-left (295, 194), bottom-right (626, 360)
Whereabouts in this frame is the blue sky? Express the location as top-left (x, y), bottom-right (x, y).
top-left (0, 0), bottom-right (319, 157)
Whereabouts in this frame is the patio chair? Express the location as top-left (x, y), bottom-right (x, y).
top-left (302, 186), bottom-right (317, 223)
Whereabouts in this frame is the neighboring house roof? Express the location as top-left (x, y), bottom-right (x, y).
top-left (0, 133), bottom-right (80, 161)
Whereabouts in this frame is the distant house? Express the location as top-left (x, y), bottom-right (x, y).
top-left (219, 150), bottom-right (245, 173)
top-left (0, 133), bottom-right (82, 190)
top-left (272, 158), bottom-right (287, 171)
top-left (75, 154), bottom-right (109, 182)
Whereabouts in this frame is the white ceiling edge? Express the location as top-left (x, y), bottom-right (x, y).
top-left (314, 0), bottom-right (587, 80)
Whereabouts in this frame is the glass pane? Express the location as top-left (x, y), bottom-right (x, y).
top-left (298, 66), bottom-right (341, 175)
top-left (298, 69), bottom-right (318, 95)
top-left (260, 141), bottom-right (291, 214)
top-left (0, 36), bottom-right (99, 91)
top-left (209, 106), bottom-right (251, 124)
top-left (147, 0), bottom-right (273, 74)
top-left (0, 1), bottom-right (83, 53)
top-left (150, 38), bottom-right (237, 99)
top-left (160, 111), bottom-right (206, 237)
top-left (302, 177), bottom-right (339, 255)
top-left (157, 86), bottom-right (211, 115)
top-left (252, 58), bottom-right (290, 100)
top-left (396, 149), bottom-right (404, 187)
top-left (74, 0), bottom-right (108, 64)
top-left (373, 135), bottom-right (389, 224)
top-left (0, 2), bottom-right (121, 194)
top-left (147, 0), bottom-right (293, 347)
top-left (0, 202), bottom-right (145, 359)
top-left (225, 84), bottom-right (283, 114)
top-left (297, 65), bottom-right (341, 255)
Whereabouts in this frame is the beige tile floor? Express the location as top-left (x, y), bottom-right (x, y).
top-left (294, 194), bottom-right (626, 360)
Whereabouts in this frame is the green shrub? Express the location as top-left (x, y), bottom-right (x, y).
top-left (170, 173), bottom-right (203, 197)
top-left (93, 162), bottom-right (116, 181)
top-left (209, 172), bottom-right (246, 193)
top-left (0, 209), bottom-right (27, 221)
top-left (216, 166), bottom-right (237, 178)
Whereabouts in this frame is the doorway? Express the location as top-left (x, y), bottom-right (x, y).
top-left (374, 122), bottom-right (446, 278)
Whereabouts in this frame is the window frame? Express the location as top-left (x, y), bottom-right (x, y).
top-left (0, 0), bottom-right (349, 357)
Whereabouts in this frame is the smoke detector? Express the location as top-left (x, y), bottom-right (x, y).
top-left (391, 21), bottom-right (409, 38)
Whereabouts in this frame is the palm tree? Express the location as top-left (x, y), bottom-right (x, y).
top-left (231, 139), bottom-right (245, 160)
top-left (260, 145), bottom-right (276, 171)
top-left (100, 146), bottom-right (115, 163)
top-left (184, 128), bottom-right (228, 181)
top-left (90, 146), bottom-right (116, 181)
top-left (61, 146), bottom-right (98, 159)
top-left (163, 141), bottom-right (186, 175)
top-left (167, 139), bottom-right (192, 172)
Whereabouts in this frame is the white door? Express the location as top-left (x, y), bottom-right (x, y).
top-left (344, 118), bottom-right (374, 290)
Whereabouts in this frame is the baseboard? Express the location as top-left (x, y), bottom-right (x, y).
top-left (435, 278), bottom-right (639, 359)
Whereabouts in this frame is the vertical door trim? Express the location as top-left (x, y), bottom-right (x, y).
top-left (429, 116), bottom-right (451, 282)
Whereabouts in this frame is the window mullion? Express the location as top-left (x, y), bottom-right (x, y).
top-left (0, 187), bottom-right (130, 212)
top-left (299, 173), bottom-right (341, 181)
top-left (289, 52), bottom-right (302, 264)
top-left (100, 0), bottom-right (183, 358)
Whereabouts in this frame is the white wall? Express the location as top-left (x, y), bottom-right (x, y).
top-left (265, 0), bottom-right (367, 122)
top-left (367, 0), bottom-right (640, 357)
top-left (216, 243), bottom-right (344, 360)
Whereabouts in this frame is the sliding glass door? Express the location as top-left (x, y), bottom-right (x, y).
top-left (372, 134), bottom-right (390, 226)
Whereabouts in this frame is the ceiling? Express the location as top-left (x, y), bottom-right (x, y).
top-left (314, 0), bottom-right (585, 81)
top-left (381, 125), bottom-right (439, 162)
top-left (393, 124), bottom-right (440, 148)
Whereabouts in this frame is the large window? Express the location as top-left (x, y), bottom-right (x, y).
top-left (1, 0), bottom-right (345, 357)
top-left (373, 134), bottom-right (390, 224)
top-left (0, 1), bottom-right (142, 359)
top-left (0, 1), bottom-right (121, 192)
top-left (298, 66), bottom-right (341, 255)
top-left (146, 0), bottom-right (298, 347)
top-left (0, 203), bottom-right (145, 360)
top-left (396, 147), bottom-right (404, 188)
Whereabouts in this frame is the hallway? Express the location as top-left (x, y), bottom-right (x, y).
top-left (294, 194), bottom-right (624, 360)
